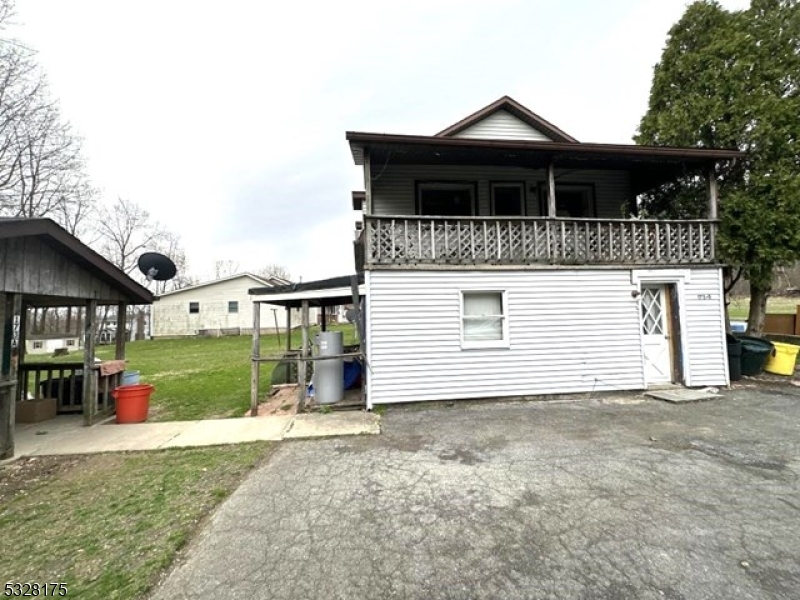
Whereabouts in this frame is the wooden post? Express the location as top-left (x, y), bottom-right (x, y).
top-left (707, 163), bottom-right (719, 259)
top-left (250, 302), bottom-right (260, 417)
top-left (321, 306), bottom-right (327, 332)
top-left (350, 275), bottom-right (365, 408)
top-left (285, 307), bottom-right (292, 352)
top-left (707, 164), bottom-right (719, 220)
top-left (115, 302), bottom-right (126, 360)
top-left (363, 151), bottom-right (372, 215)
top-left (17, 298), bottom-right (27, 371)
top-left (297, 300), bottom-right (309, 411)
top-left (350, 274), bottom-right (363, 348)
top-left (547, 162), bottom-right (557, 218)
top-left (272, 308), bottom-right (281, 348)
top-left (82, 299), bottom-right (97, 426)
top-left (1, 293), bottom-right (17, 459)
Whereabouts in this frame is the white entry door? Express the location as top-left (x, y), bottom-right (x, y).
top-left (641, 285), bottom-right (672, 385)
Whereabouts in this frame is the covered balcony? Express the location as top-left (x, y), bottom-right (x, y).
top-left (347, 129), bottom-right (740, 270)
top-left (361, 215), bottom-right (716, 268)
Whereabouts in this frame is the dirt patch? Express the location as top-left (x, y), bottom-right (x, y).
top-left (0, 454), bottom-right (88, 504)
top-left (246, 385), bottom-right (299, 417)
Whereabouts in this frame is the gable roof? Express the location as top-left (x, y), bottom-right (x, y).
top-left (157, 272), bottom-right (289, 298)
top-left (435, 96), bottom-right (578, 143)
top-left (0, 217), bottom-right (154, 305)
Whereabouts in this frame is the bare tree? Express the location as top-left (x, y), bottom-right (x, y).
top-left (213, 259), bottom-right (240, 279)
top-left (0, 0), bottom-right (94, 241)
top-left (152, 230), bottom-right (194, 293)
top-left (255, 263), bottom-right (291, 282)
top-left (96, 197), bottom-right (165, 275)
top-left (54, 178), bottom-right (98, 240)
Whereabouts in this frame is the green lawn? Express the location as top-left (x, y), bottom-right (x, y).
top-left (728, 296), bottom-right (799, 320)
top-left (27, 324), bottom-right (358, 422)
top-left (0, 444), bottom-right (272, 600)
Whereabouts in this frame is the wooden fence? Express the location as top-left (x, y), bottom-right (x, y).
top-left (763, 305), bottom-right (800, 336)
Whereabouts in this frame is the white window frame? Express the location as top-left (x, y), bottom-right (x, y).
top-left (459, 290), bottom-right (510, 350)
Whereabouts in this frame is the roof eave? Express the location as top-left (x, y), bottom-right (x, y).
top-left (345, 131), bottom-right (743, 164)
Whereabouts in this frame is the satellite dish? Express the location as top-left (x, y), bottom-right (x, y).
top-left (138, 252), bottom-right (177, 282)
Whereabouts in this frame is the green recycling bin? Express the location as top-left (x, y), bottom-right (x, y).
top-left (736, 335), bottom-right (774, 376)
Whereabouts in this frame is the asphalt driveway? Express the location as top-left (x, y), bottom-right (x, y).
top-left (151, 384), bottom-right (800, 600)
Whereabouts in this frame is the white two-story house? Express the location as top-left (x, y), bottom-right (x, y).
top-left (349, 96), bottom-right (740, 407)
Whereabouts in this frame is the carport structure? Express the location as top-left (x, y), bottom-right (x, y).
top-left (0, 218), bottom-right (154, 459)
top-left (248, 274), bottom-right (365, 414)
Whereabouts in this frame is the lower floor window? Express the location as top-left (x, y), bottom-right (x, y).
top-left (461, 291), bottom-right (507, 348)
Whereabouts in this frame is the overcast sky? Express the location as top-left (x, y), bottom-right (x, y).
top-left (13, 0), bottom-right (749, 282)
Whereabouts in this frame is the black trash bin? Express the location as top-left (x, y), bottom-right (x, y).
top-left (726, 334), bottom-right (742, 381)
top-left (737, 335), bottom-right (774, 376)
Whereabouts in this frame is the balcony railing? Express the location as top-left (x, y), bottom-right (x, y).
top-left (363, 215), bottom-right (716, 267)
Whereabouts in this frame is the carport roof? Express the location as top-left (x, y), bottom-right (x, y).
top-left (249, 274), bottom-right (364, 308)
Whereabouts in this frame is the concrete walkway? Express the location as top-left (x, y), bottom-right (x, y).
top-left (12, 411), bottom-right (381, 457)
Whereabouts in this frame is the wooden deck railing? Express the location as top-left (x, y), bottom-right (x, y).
top-left (18, 362), bottom-right (119, 416)
top-left (363, 216), bottom-right (717, 267)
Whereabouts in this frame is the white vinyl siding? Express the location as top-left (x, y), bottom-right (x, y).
top-left (366, 268), bottom-right (728, 405)
top-left (367, 269), bottom-right (645, 405)
top-left (370, 165), bottom-right (630, 218)
top-left (451, 110), bottom-right (553, 141)
top-left (682, 269), bottom-right (729, 386)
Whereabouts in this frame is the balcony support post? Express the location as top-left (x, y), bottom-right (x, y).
top-left (706, 163), bottom-right (718, 258)
top-left (547, 161), bottom-right (557, 218)
top-left (363, 151), bottom-right (372, 216)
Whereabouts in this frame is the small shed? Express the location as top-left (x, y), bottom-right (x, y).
top-left (247, 274), bottom-right (365, 414)
top-left (1, 218), bottom-right (154, 459)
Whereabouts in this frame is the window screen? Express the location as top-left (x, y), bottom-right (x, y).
top-left (462, 292), bottom-right (505, 343)
top-left (228, 301), bottom-right (239, 314)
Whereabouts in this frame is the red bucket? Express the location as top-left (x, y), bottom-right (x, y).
top-left (113, 384), bottom-right (154, 424)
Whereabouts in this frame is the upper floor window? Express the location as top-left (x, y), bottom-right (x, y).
top-left (189, 302), bottom-right (200, 314)
top-left (491, 182), bottom-right (525, 216)
top-left (416, 182), bottom-right (476, 216)
top-left (228, 301), bottom-right (239, 314)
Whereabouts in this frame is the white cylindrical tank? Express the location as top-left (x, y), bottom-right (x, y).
top-left (314, 331), bottom-right (343, 404)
